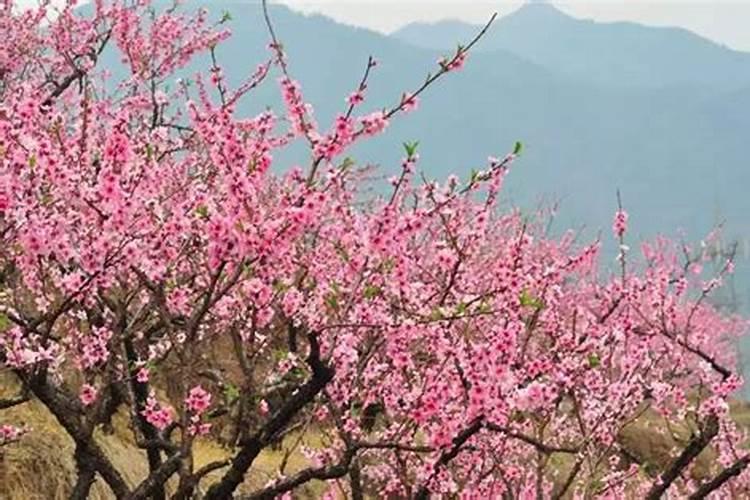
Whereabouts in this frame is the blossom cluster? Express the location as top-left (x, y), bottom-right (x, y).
top-left (142, 394), bottom-right (174, 431)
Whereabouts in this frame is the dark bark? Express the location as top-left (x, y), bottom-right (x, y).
top-left (125, 452), bottom-right (183, 500)
top-left (240, 449), bottom-right (355, 500)
top-left (26, 373), bottom-right (130, 498)
top-left (124, 338), bottom-right (165, 500)
top-left (204, 333), bottom-right (334, 500)
top-left (349, 458), bottom-right (365, 500)
top-left (689, 455), bottom-right (750, 499)
top-left (413, 418), bottom-right (484, 500)
top-left (645, 415), bottom-right (719, 500)
top-left (70, 444), bottom-right (97, 500)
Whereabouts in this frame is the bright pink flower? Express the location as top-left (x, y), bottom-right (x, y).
top-left (188, 420), bottom-right (212, 437)
top-left (0, 2), bottom-right (744, 496)
top-left (142, 394), bottom-right (174, 431)
top-left (185, 385), bottom-right (212, 415)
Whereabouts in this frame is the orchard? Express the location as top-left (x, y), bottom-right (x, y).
top-left (0, 1), bottom-right (748, 498)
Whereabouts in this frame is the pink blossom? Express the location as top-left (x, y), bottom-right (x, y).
top-left (0, 3), bottom-right (744, 496)
top-left (440, 51), bottom-right (467, 72)
top-left (188, 419), bottom-right (212, 437)
top-left (612, 209), bottom-right (629, 238)
top-left (401, 93), bottom-right (419, 113)
top-left (185, 385), bottom-right (212, 415)
top-left (142, 394), bottom-right (174, 431)
top-left (79, 384), bottom-right (98, 407)
top-left (347, 90), bottom-right (365, 106)
top-left (0, 424), bottom-right (26, 445)
top-left (259, 399), bottom-right (270, 416)
top-left (359, 111), bottom-right (389, 136)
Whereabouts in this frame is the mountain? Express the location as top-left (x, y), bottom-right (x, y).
top-left (393, 2), bottom-right (750, 89)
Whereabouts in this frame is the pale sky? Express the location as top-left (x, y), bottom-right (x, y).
top-left (14, 0), bottom-right (750, 52)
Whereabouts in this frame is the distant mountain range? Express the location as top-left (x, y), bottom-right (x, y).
top-left (393, 2), bottom-right (750, 89)
top-left (103, 1), bottom-right (750, 261)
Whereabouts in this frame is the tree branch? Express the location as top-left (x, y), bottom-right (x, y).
top-left (413, 417), bottom-right (484, 500)
top-left (645, 414), bottom-right (719, 500)
top-left (203, 332), bottom-right (334, 500)
top-left (689, 454), bottom-right (750, 499)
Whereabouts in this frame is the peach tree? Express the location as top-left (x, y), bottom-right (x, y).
top-left (0, 1), bottom-right (748, 498)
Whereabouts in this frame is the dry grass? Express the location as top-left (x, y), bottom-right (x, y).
top-left (0, 375), bottom-right (326, 499)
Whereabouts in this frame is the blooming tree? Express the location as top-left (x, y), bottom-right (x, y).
top-left (0, 1), bottom-right (749, 498)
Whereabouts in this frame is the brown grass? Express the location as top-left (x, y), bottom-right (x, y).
top-left (0, 375), bottom-right (326, 499)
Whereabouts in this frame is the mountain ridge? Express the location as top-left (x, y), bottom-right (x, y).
top-left (392, 2), bottom-right (750, 89)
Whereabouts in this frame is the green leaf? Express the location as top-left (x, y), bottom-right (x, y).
top-left (223, 383), bottom-right (240, 403)
top-left (0, 313), bottom-right (10, 332)
top-left (195, 205), bottom-right (209, 219)
top-left (350, 401), bottom-right (363, 417)
top-left (28, 154), bottom-right (37, 168)
top-left (325, 292), bottom-right (339, 312)
top-left (339, 157), bottom-right (355, 171)
top-left (519, 289), bottom-right (544, 309)
top-left (588, 353), bottom-right (601, 368)
top-left (334, 244), bottom-right (350, 263)
top-left (429, 307), bottom-right (444, 321)
top-left (243, 261), bottom-right (254, 277)
top-left (513, 141), bottom-right (523, 156)
top-left (289, 366), bottom-right (305, 380)
top-left (455, 302), bottom-right (467, 315)
top-left (519, 289), bottom-right (534, 307)
top-left (145, 143), bottom-right (153, 160)
top-left (363, 285), bottom-right (381, 300)
top-left (403, 141), bottom-right (419, 158)
top-left (469, 168), bottom-right (479, 183)
top-left (220, 10), bottom-right (233, 23)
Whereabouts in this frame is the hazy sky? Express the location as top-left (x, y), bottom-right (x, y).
top-left (275, 1), bottom-right (750, 51)
top-left (14, 0), bottom-right (750, 51)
